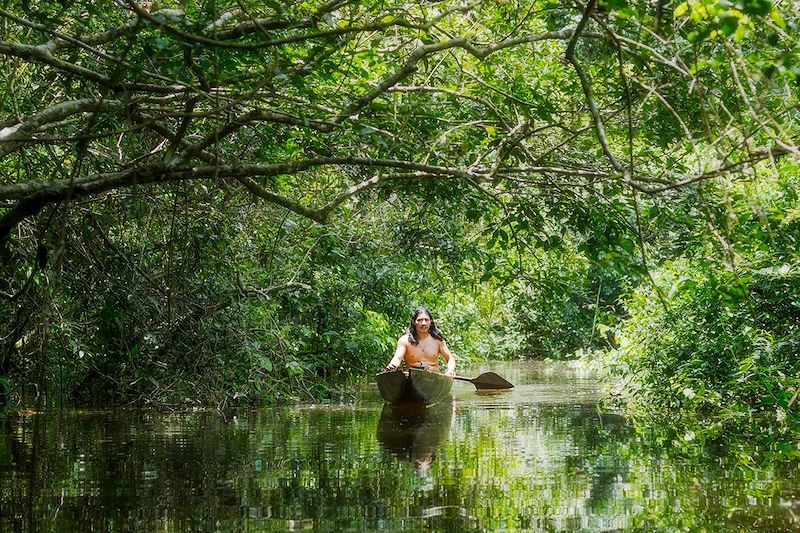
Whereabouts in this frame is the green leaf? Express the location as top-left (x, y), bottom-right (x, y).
top-left (620, 238), bottom-right (636, 255)
top-left (599, 0), bottom-right (628, 10)
top-left (719, 284), bottom-right (747, 303)
top-left (770, 8), bottom-right (786, 28)
top-left (285, 360), bottom-right (304, 377)
top-left (687, 27), bottom-right (712, 44)
top-left (258, 356), bottom-right (273, 372)
top-left (766, 32), bottom-right (780, 46)
top-left (737, 0), bottom-right (773, 17)
top-left (734, 23), bottom-right (747, 42)
top-left (718, 14), bottom-right (739, 36)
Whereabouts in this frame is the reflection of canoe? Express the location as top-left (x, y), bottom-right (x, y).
top-left (376, 402), bottom-right (453, 471)
top-left (375, 368), bottom-right (453, 406)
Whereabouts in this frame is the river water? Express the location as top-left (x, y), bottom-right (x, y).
top-left (2, 361), bottom-right (799, 532)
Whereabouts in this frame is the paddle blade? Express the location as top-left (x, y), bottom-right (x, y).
top-left (468, 372), bottom-right (514, 390)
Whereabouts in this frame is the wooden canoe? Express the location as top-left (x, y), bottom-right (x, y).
top-left (376, 368), bottom-right (453, 406)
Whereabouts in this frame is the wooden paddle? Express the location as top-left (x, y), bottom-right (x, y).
top-left (454, 372), bottom-right (514, 390)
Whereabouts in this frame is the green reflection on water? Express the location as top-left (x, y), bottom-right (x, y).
top-left (1, 362), bottom-right (799, 532)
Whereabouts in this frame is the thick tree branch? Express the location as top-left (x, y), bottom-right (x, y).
top-left (0, 40), bottom-right (112, 86)
top-left (0, 99), bottom-right (124, 158)
top-left (0, 157), bottom-right (492, 237)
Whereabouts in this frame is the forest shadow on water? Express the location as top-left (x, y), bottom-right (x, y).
top-left (1, 361), bottom-right (799, 532)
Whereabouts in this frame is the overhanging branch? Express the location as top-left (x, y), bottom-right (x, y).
top-left (565, 0), bottom-right (624, 174)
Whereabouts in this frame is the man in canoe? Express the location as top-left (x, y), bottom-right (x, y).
top-left (384, 307), bottom-right (456, 378)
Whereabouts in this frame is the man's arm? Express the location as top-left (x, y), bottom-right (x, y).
top-left (439, 340), bottom-right (456, 378)
top-left (385, 337), bottom-right (407, 370)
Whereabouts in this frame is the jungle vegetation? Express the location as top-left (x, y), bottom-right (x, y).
top-left (0, 1), bottom-right (798, 445)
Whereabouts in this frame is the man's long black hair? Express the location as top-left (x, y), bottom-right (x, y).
top-left (406, 307), bottom-right (446, 345)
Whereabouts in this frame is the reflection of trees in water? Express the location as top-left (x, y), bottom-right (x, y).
top-left (1, 401), bottom-right (800, 531)
top-left (376, 402), bottom-right (454, 474)
top-left (0, 408), bottom-right (433, 531)
top-left (439, 402), bottom-right (632, 530)
top-left (1, 410), bottom-right (262, 532)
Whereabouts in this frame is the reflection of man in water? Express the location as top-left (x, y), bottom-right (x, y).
top-left (376, 402), bottom-right (455, 476)
top-left (385, 308), bottom-right (456, 378)
top-left (413, 452), bottom-right (434, 474)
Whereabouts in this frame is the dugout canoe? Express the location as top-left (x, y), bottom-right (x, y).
top-left (376, 368), bottom-right (453, 406)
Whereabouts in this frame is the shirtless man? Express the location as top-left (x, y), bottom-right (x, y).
top-left (385, 307), bottom-right (456, 378)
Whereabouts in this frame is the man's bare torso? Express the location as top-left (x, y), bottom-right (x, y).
top-left (401, 334), bottom-right (442, 372)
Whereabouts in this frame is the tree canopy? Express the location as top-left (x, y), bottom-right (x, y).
top-left (2, 0), bottom-right (795, 230)
top-left (1, 0), bottom-right (798, 438)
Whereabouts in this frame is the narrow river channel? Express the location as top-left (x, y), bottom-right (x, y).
top-left (2, 361), bottom-right (798, 531)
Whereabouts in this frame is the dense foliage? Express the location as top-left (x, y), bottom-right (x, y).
top-left (594, 158), bottom-right (800, 445)
top-left (0, 0), bottom-right (798, 449)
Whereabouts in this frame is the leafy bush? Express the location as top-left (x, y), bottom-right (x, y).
top-left (596, 259), bottom-right (800, 444)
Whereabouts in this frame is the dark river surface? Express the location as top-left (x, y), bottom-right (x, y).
top-left (2, 361), bottom-right (799, 532)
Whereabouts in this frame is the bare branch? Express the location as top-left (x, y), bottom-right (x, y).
top-left (627, 146), bottom-right (791, 194)
top-left (124, 1), bottom-right (430, 50)
top-left (565, 0), bottom-right (624, 174)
